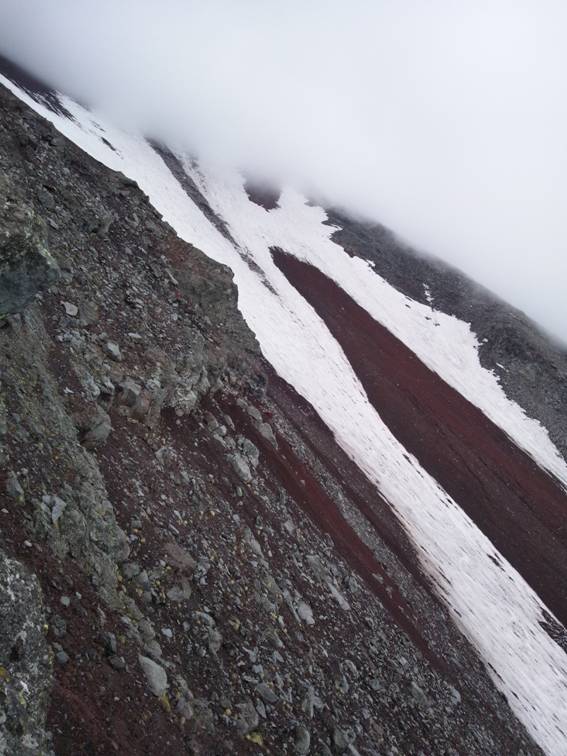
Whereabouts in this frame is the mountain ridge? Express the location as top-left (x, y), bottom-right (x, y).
top-left (1, 58), bottom-right (566, 755)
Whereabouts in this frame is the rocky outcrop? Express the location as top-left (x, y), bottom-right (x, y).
top-left (0, 551), bottom-right (52, 755)
top-left (0, 179), bottom-right (59, 316)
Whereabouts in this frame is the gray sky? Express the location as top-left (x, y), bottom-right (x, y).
top-left (1, 0), bottom-right (566, 340)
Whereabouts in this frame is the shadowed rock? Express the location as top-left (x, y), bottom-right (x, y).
top-left (0, 180), bottom-right (59, 316)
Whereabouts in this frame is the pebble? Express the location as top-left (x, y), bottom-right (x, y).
top-left (143, 639), bottom-right (163, 659)
top-left (297, 601), bottom-right (315, 625)
top-left (294, 725), bottom-right (311, 755)
top-left (5, 471), bottom-right (24, 500)
top-left (56, 650), bottom-right (70, 665)
top-left (236, 699), bottom-right (259, 735)
top-left (104, 341), bottom-right (122, 361)
top-left (333, 726), bottom-right (351, 752)
top-left (102, 632), bottom-right (117, 655)
top-left (255, 682), bottom-right (279, 704)
top-left (108, 655), bottom-right (126, 671)
top-left (231, 453), bottom-right (252, 483)
top-left (62, 301), bottom-right (78, 317)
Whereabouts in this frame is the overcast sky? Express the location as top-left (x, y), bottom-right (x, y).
top-left (1, 0), bottom-right (566, 340)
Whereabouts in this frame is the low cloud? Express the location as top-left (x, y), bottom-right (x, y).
top-left (1, 0), bottom-right (566, 339)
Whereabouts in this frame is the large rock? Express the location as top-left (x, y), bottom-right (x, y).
top-left (138, 655), bottom-right (168, 697)
top-left (0, 185), bottom-right (59, 316)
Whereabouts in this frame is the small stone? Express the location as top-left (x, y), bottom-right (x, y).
top-left (108, 655), bottom-right (126, 671)
top-left (255, 682), bottom-right (278, 704)
top-left (102, 632), bottom-right (117, 655)
top-left (231, 453), bottom-right (252, 483)
top-left (161, 628), bottom-right (173, 639)
top-left (143, 639), bottom-right (163, 660)
top-left (60, 596), bottom-right (71, 608)
top-left (283, 519), bottom-right (296, 536)
top-left (138, 618), bottom-right (155, 642)
top-left (50, 495), bottom-right (67, 524)
top-left (176, 697), bottom-right (194, 720)
top-left (297, 601), bottom-right (314, 625)
top-left (208, 628), bottom-right (223, 654)
top-left (238, 436), bottom-right (260, 467)
top-left (139, 655), bottom-right (168, 696)
top-left (104, 341), bottom-right (122, 361)
top-left (164, 542), bottom-right (196, 573)
top-left (5, 472), bottom-right (24, 501)
top-left (56, 650), bottom-right (70, 665)
top-left (80, 300), bottom-right (99, 324)
top-left (448, 685), bottom-right (462, 706)
top-left (301, 687), bottom-right (322, 718)
top-left (236, 699), bottom-right (259, 735)
top-left (265, 629), bottom-right (283, 649)
top-left (38, 188), bottom-right (56, 209)
top-left (411, 681), bottom-right (429, 708)
top-left (121, 562), bottom-right (141, 580)
top-left (332, 726), bottom-right (351, 752)
top-left (80, 407), bottom-right (112, 449)
top-left (294, 725), bottom-right (311, 755)
top-left (118, 379), bottom-right (142, 407)
top-left (62, 301), bottom-right (78, 317)
top-left (245, 401), bottom-right (263, 423)
top-left (135, 570), bottom-right (150, 590)
top-left (166, 580), bottom-right (192, 602)
top-left (243, 528), bottom-right (264, 558)
top-left (258, 422), bottom-right (277, 447)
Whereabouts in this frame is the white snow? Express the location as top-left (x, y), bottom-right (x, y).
top-left (4, 77), bottom-right (567, 754)
top-left (199, 165), bottom-right (567, 489)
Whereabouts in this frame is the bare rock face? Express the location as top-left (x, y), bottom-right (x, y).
top-left (0, 550), bottom-right (52, 755)
top-left (0, 178), bottom-right (59, 316)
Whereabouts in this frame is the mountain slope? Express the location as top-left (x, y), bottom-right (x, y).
top-left (1, 59), bottom-right (567, 755)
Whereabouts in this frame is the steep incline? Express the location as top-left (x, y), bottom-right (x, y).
top-left (1, 61), bottom-right (567, 755)
top-left (327, 207), bottom-right (567, 463)
top-left (272, 247), bottom-right (567, 628)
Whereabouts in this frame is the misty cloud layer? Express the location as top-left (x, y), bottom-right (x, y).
top-left (1, 0), bottom-right (566, 340)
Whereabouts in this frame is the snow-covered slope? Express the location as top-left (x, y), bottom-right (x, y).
top-left (4, 74), bottom-right (567, 754)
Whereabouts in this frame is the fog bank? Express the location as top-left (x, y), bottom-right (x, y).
top-left (1, 0), bottom-right (566, 339)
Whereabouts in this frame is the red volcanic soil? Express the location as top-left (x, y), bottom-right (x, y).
top-left (219, 392), bottom-right (447, 673)
top-left (272, 248), bottom-right (567, 630)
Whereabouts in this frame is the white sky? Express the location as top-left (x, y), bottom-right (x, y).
top-left (1, 0), bottom-right (566, 340)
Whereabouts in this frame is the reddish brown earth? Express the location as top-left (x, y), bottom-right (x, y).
top-left (217, 392), bottom-right (445, 673)
top-left (273, 248), bottom-right (567, 630)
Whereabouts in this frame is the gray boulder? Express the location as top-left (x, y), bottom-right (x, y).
top-left (138, 655), bottom-right (168, 697)
top-left (0, 189), bottom-right (59, 316)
